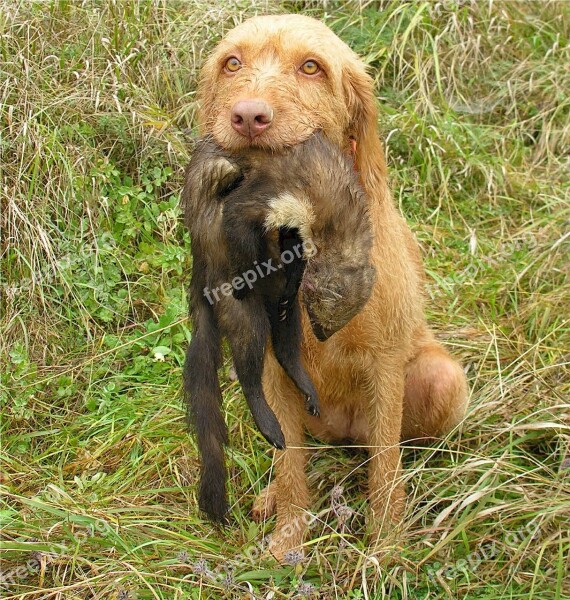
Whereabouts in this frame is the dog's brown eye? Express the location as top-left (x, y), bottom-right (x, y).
top-left (224, 57), bottom-right (242, 73)
top-left (300, 60), bottom-right (320, 75)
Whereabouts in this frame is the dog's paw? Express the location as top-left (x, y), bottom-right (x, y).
top-left (251, 482), bottom-right (277, 522)
top-left (267, 529), bottom-right (305, 564)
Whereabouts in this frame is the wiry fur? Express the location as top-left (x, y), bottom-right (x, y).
top-left (196, 14), bottom-right (470, 559)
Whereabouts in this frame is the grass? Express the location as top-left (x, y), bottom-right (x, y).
top-left (1, 0), bottom-right (569, 598)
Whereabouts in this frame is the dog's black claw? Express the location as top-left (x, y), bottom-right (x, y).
top-left (279, 310), bottom-right (287, 321)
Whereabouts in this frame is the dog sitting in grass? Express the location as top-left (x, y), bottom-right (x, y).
top-left (183, 132), bottom-right (376, 522)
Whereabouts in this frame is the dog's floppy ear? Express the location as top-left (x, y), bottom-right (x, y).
top-left (197, 52), bottom-right (221, 133)
top-left (343, 59), bottom-right (388, 188)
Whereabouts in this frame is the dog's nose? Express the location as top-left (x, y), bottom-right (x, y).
top-left (231, 99), bottom-right (273, 139)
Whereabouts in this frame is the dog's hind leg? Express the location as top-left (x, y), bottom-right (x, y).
top-left (251, 480), bottom-right (278, 522)
top-left (401, 327), bottom-right (469, 442)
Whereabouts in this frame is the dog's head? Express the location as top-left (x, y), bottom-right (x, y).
top-left (197, 14), bottom-right (382, 176)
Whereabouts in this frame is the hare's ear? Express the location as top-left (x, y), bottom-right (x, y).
top-left (342, 60), bottom-right (387, 186)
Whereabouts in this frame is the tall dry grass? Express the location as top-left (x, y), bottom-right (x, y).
top-left (1, 1), bottom-right (568, 598)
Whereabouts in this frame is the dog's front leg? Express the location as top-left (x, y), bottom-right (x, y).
top-left (262, 350), bottom-right (309, 562)
top-left (365, 355), bottom-right (407, 547)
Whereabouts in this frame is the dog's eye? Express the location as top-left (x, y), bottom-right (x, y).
top-left (224, 57), bottom-right (242, 73)
top-left (300, 60), bottom-right (320, 75)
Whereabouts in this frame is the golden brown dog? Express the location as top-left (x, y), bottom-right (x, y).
top-left (196, 14), bottom-right (469, 560)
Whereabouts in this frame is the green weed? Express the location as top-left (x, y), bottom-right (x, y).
top-left (1, 1), bottom-right (568, 598)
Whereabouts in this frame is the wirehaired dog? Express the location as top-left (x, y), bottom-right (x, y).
top-left (183, 132), bottom-right (375, 521)
top-left (194, 14), bottom-right (469, 560)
